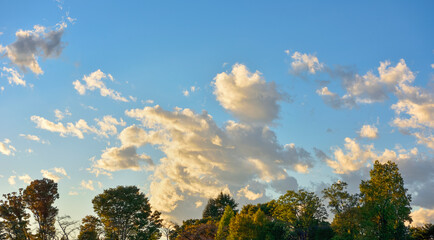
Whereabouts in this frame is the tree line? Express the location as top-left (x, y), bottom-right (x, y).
top-left (1, 161), bottom-right (433, 240)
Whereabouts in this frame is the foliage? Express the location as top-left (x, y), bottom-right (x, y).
top-left (359, 160), bottom-right (412, 240)
top-left (23, 178), bottom-right (59, 240)
top-left (77, 215), bottom-right (103, 240)
top-left (175, 219), bottom-right (217, 240)
top-left (272, 189), bottom-right (328, 240)
top-left (92, 185), bottom-right (162, 240)
top-left (0, 188), bottom-right (31, 240)
top-left (322, 181), bottom-right (361, 240)
top-left (216, 205), bottom-right (235, 240)
top-left (202, 192), bottom-right (238, 220)
top-left (410, 223), bottom-right (434, 240)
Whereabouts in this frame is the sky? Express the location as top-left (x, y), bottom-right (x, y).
top-left (0, 0), bottom-right (433, 226)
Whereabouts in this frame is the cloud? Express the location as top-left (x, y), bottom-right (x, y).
top-left (18, 174), bottom-right (32, 184)
top-left (316, 87), bottom-right (356, 109)
top-left (290, 51), bottom-right (324, 75)
top-left (0, 139), bottom-right (16, 156)
top-left (0, 22), bottom-right (66, 75)
top-left (237, 184), bottom-right (263, 200)
top-left (213, 64), bottom-right (284, 124)
top-left (1, 67), bottom-right (26, 86)
top-left (326, 138), bottom-right (376, 174)
top-left (359, 124), bottom-right (378, 139)
top-left (31, 115), bottom-right (125, 139)
top-left (93, 145), bottom-right (153, 172)
top-left (54, 109), bottom-right (71, 121)
top-left (19, 133), bottom-right (48, 144)
top-left (41, 167), bottom-right (68, 182)
top-left (73, 70), bottom-right (129, 102)
top-left (112, 104), bottom-right (313, 213)
top-left (68, 191), bottom-right (79, 196)
top-left (8, 176), bottom-right (16, 185)
top-left (81, 180), bottom-right (94, 191)
top-left (411, 208), bottom-right (434, 226)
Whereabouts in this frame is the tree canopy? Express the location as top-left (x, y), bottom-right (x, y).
top-left (202, 192), bottom-right (238, 220)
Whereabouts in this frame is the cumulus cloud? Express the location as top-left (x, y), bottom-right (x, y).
top-left (18, 174), bottom-right (32, 184)
top-left (93, 145), bottom-right (153, 172)
top-left (316, 87), bottom-right (356, 109)
top-left (213, 64), bottom-right (284, 124)
top-left (41, 167), bottom-right (68, 182)
top-left (101, 104), bottom-right (313, 213)
top-left (31, 115), bottom-right (125, 139)
top-left (0, 22), bottom-right (66, 74)
top-left (73, 70), bottom-right (129, 102)
top-left (359, 124), bottom-right (378, 139)
top-left (8, 176), bottom-right (16, 185)
top-left (0, 139), bottom-right (16, 156)
top-left (411, 208), bottom-right (434, 226)
top-left (290, 51), bottom-right (324, 75)
top-left (1, 67), bottom-right (26, 86)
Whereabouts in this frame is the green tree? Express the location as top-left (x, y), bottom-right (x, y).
top-left (0, 189), bottom-right (31, 240)
top-left (410, 223), bottom-right (434, 240)
top-left (77, 215), bottom-right (103, 240)
top-left (202, 192), bottom-right (238, 220)
top-left (216, 205), bottom-right (235, 240)
top-left (23, 178), bottom-right (59, 240)
top-left (227, 209), bottom-right (277, 240)
top-left (359, 160), bottom-right (412, 240)
top-left (322, 181), bottom-right (360, 240)
top-left (175, 219), bottom-right (217, 240)
top-left (92, 185), bottom-right (162, 240)
top-left (272, 189), bottom-right (328, 240)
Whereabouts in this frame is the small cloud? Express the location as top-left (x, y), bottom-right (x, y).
top-left (195, 201), bottom-right (203, 208)
top-left (129, 96), bottom-right (137, 102)
top-left (237, 185), bottom-right (263, 200)
top-left (8, 176), bottom-right (16, 185)
top-left (183, 90), bottom-right (189, 96)
top-left (68, 191), bottom-right (79, 196)
top-left (19, 133), bottom-right (48, 144)
top-left (26, 148), bottom-right (33, 153)
top-left (18, 174), bottom-right (32, 184)
top-left (54, 109), bottom-right (71, 121)
top-left (0, 139), bottom-right (16, 156)
top-left (284, 49), bottom-right (290, 55)
top-left (81, 180), bottom-right (94, 191)
top-left (1, 67), bottom-right (26, 86)
top-left (142, 99), bottom-right (154, 104)
top-left (291, 51), bottom-right (324, 75)
top-left (359, 124), bottom-right (379, 139)
top-left (41, 167), bottom-right (69, 182)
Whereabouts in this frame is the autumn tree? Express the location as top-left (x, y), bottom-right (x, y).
top-left (272, 189), bottom-right (328, 240)
top-left (410, 223), bottom-right (434, 240)
top-left (0, 189), bottom-right (31, 239)
top-left (23, 178), bottom-right (59, 240)
top-left (202, 192), bottom-right (238, 220)
top-left (359, 160), bottom-right (412, 240)
top-left (174, 219), bottom-right (217, 240)
top-left (92, 185), bottom-right (162, 240)
top-left (77, 215), bottom-right (103, 240)
top-left (322, 181), bottom-right (361, 240)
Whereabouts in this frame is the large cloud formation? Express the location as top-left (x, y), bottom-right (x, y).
top-left (91, 64), bottom-right (311, 215)
top-left (0, 23), bottom-right (67, 75)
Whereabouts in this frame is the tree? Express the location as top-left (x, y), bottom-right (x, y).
top-left (227, 209), bottom-right (279, 240)
top-left (202, 192), bottom-right (238, 220)
top-left (322, 181), bottom-right (360, 240)
top-left (175, 219), bottom-right (217, 240)
top-left (160, 221), bottom-right (177, 240)
top-left (0, 189), bottom-right (31, 240)
top-left (92, 185), bottom-right (162, 240)
top-left (359, 160), bottom-right (412, 240)
top-left (56, 215), bottom-right (79, 240)
top-left (77, 215), bottom-right (103, 240)
top-left (23, 178), bottom-right (59, 240)
top-left (216, 205), bottom-right (235, 240)
top-left (272, 189), bottom-right (328, 240)
top-left (410, 223), bottom-right (434, 240)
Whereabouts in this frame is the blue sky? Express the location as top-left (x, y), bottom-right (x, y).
top-left (0, 0), bottom-right (433, 225)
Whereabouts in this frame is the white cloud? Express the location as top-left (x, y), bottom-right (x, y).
top-left (54, 109), bottom-right (71, 121)
top-left (8, 176), bottom-right (16, 185)
top-left (316, 87), bottom-right (356, 109)
top-left (326, 138), bottom-right (376, 174)
top-left (93, 145), bottom-right (153, 172)
top-left (1, 67), bottom-right (26, 86)
top-left (31, 115), bottom-right (125, 139)
top-left (182, 90), bottom-right (189, 96)
top-left (195, 201), bottom-right (203, 208)
top-left (20, 133), bottom-right (40, 142)
top-left (359, 124), bottom-right (378, 139)
top-left (41, 167), bottom-right (68, 182)
top-left (114, 104), bottom-right (312, 213)
top-left (411, 208), bottom-right (434, 226)
top-left (81, 180), bottom-right (94, 191)
top-left (68, 191), bottom-right (78, 196)
top-left (237, 184), bottom-right (263, 200)
top-left (0, 139), bottom-right (16, 156)
top-left (0, 22), bottom-right (66, 75)
top-left (18, 174), bottom-right (32, 184)
top-left (290, 51), bottom-right (324, 74)
top-left (73, 70), bottom-right (129, 102)
top-left (213, 64), bottom-right (284, 124)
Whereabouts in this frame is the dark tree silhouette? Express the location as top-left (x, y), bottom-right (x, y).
top-left (202, 192), bottom-right (238, 220)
